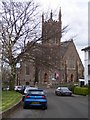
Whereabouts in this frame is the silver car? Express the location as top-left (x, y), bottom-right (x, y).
top-left (55, 87), bottom-right (72, 96)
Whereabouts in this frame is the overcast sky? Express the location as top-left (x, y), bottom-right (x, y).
top-left (1, 0), bottom-right (89, 65)
top-left (34, 0), bottom-right (89, 65)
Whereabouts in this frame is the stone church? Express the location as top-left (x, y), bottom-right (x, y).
top-left (17, 9), bottom-right (84, 86)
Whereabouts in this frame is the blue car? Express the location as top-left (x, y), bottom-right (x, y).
top-left (23, 89), bottom-right (47, 109)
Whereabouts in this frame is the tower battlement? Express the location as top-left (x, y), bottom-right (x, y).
top-left (42, 8), bottom-right (62, 45)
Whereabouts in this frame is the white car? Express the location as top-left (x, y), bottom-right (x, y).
top-left (24, 86), bottom-right (38, 94)
top-left (14, 86), bottom-right (23, 92)
top-left (2, 86), bottom-right (9, 90)
top-left (22, 86), bottom-right (38, 101)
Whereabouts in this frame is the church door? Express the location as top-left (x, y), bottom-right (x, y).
top-left (44, 73), bottom-right (48, 83)
top-left (71, 74), bottom-right (74, 82)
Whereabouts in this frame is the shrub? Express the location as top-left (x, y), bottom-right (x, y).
top-left (68, 85), bottom-right (75, 93)
top-left (74, 86), bottom-right (88, 96)
top-left (88, 87), bottom-right (90, 95)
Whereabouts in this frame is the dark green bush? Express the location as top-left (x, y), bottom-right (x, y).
top-left (68, 85), bottom-right (75, 93)
top-left (74, 86), bottom-right (88, 96)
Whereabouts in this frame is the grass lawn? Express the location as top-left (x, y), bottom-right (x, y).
top-left (1, 91), bottom-right (22, 112)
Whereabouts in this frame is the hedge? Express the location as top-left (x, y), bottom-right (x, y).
top-left (74, 86), bottom-right (88, 96)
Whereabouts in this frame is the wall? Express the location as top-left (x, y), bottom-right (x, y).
top-left (84, 51), bottom-right (89, 85)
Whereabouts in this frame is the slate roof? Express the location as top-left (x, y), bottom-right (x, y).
top-left (60, 40), bottom-right (73, 57)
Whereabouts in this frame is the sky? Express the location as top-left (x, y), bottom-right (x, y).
top-left (0, 0), bottom-right (89, 65)
top-left (34, 0), bottom-right (89, 66)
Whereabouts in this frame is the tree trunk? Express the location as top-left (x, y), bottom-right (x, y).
top-left (9, 64), bottom-right (16, 90)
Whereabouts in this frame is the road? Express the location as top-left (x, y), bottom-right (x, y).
top-left (8, 88), bottom-right (88, 118)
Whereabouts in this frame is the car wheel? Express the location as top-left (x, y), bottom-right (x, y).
top-left (58, 92), bottom-right (62, 96)
top-left (23, 105), bottom-right (28, 109)
top-left (55, 92), bottom-right (58, 95)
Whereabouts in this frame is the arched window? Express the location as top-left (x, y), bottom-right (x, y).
top-left (44, 73), bottom-right (48, 82)
top-left (71, 74), bottom-right (74, 81)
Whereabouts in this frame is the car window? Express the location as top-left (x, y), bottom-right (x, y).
top-left (61, 87), bottom-right (69, 90)
top-left (27, 90), bottom-right (44, 95)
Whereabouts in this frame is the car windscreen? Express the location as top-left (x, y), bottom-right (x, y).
top-left (61, 87), bottom-right (70, 91)
top-left (27, 90), bottom-right (44, 95)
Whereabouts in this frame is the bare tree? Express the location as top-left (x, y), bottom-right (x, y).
top-left (0, 0), bottom-right (70, 89)
top-left (0, 0), bottom-right (40, 90)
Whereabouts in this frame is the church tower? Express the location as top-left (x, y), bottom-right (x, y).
top-left (42, 8), bottom-right (62, 45)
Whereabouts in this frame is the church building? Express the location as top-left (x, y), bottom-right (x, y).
top-left (17, 9), bottom-right (84, 86)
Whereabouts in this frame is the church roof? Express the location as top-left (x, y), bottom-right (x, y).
top-left (25, 39), bottom-right (75, 60)
top-left (60, 40), bottom-right (73, 57)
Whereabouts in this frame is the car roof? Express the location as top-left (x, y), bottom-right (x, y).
top-left (57, 87), bottom-right (69, 89)
top-left (29, 89), bottom-right (43, 91)
top-left (24, 86), bottom-right (38, 93)
top-left (25, 86), bottom-right (38, 90)
top-left (61, 87), bottom-right (68, 88)
top-left (15, 86), bottom-right (22, 87)
top-left (26, 88), bottom-right (45, 94)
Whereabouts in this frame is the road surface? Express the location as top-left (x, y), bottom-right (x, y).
top-left (8, 88), bottom-right (88, 118)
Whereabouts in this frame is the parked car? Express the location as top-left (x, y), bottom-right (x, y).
top-left (24, 86), bottom-right (38, 94)
top-left (55, 87), bottom-right (72, 96)
top-left (23, 89), bottom-right (47, 109)
top-left (14, 86), bottom-right (23, 93)
top-left (2, 86), bottom-right (9, 91)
